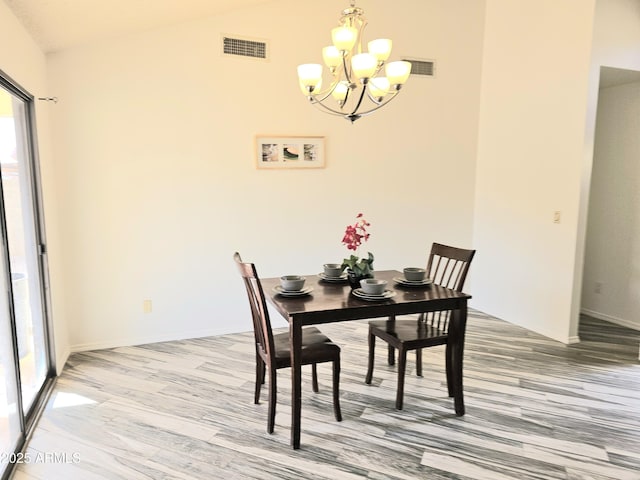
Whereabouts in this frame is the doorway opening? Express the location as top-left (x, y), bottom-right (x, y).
top-left (580, 66), bottom-right (640, 358)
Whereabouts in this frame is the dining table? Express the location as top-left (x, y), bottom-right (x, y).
top-left (263, 269), bottom-right (472, 450)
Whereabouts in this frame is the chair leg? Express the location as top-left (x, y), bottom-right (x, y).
top-left (267, 366), bottom-right (277, 434)
top-left (445, 344), bottom-right (454, 397)
top-left (254, 356), bottom-right (264, 404)
top-left (332, 357), bottom-right (342, 422)
top-left (396, 348), bottom-right (408, 410)
top-left (387, 345), bottom-right (395, 365)
top-left (365, 329), bottom-right (376, 384)
top-left (312, 363), bottom-right (319, 393)
top-left (416, 313), bottom-right (426, 377)
top-left (387, 315), bottom-right (396, 365)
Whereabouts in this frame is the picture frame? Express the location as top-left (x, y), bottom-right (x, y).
top-left (255, 135), bottom-right (325, 169)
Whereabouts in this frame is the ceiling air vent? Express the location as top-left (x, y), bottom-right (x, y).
top-left (404, 59), bottom-right (435, 77)
top-left (223, 36), bottom-right (268, 60)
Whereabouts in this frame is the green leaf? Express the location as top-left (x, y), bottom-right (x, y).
top-left (341, 252), bottom-right (375, 276)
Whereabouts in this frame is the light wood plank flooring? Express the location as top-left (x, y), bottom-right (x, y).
top-left (11, 312), bottom-right (640, 480)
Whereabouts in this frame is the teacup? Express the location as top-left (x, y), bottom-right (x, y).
top-left (360, 278), bottom-right (387, 295)
top-left (280, 275), bottom-right (306, 291)
top-left (403, 267), bottom-right (426, 282)
top-left (323, 263), bottom-right (343, 278)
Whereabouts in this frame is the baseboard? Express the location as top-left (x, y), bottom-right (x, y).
top-left (581, 308), bottom-right (640, 332)
top-left (566, 336), bottom-right (581, 345)
top-left (70, 326), bottom-right (248, 353)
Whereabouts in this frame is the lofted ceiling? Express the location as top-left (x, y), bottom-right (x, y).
top-left (4, 1), bottom-right (640, 88)
top-left (3, 0), bottom-right (274, 53)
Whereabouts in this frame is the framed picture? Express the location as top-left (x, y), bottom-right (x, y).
top-left (256, 136), bottom-right (325, 169)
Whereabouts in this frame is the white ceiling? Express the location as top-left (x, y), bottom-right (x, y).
top-left (3, 0), bottom-right (274, 53)
top-left (4, 0), bottom-right (640, 88)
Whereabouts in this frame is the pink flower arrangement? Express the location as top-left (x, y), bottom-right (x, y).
top-left (341, 213), bottom-right (374, 277)
top-left (341, 213), bottom-right (371, 251)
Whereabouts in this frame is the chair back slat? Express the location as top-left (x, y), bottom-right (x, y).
top-left (434, 310), bottom-right (451, 330)
top-left (234, 252), bottom-right (276, 363)
top-left (423, 243), bottom-right (475, 332)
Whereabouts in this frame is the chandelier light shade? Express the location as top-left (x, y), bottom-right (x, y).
top-left (297, 1), bottom-right (411, 123)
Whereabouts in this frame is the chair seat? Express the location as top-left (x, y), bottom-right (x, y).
top-left (368, 319), bottom-right (448, 349)
top-left (273, 327), bottom-right (340, 367)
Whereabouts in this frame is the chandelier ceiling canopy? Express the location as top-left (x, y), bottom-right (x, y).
top-left (297, 1), bottom-right (411, 123)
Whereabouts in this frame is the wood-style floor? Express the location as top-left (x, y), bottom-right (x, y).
top-left (12, 313), bottom-right (640, 480)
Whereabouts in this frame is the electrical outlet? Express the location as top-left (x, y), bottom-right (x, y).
top-left (594, 282), bottom-right (602, 294)
top-left (553, 211), bottom-right (561, 224)
top-left (143, 299), bottom-right (152, 313)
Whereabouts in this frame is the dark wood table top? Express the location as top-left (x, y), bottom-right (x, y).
top-left (263, 270), bottom-right (471, 326)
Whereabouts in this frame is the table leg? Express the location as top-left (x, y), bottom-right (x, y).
top-left (290, 320), bottom-right (302, 449)
top-left (450, 301), bottom-right (467, 416)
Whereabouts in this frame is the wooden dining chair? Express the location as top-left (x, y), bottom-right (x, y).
top-left (233, 252), bottom-right (342, 433)
top-left (365, 243), bottom-right (475, 410)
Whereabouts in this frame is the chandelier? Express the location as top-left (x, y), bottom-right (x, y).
top-left (297, 1), bottom-right (411, 123)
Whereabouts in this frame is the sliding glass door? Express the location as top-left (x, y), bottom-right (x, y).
top-left (0, 73), bottom-right (54, 479)
top-left (0, 270), bottom-right (21, 480)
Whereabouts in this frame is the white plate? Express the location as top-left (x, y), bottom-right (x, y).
top-left (393, 276), bottom-right (433, 287)
top-left (352, 288), bottom-right (396, 301)
top-left (318, 272), bottom-right (347, 282)
top-left (273, 285), bottom-right (313, 297)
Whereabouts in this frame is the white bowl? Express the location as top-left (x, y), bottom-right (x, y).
top-left (360, 278), bottom-right (387, 295)
top-left (323, 263), bottom-right (343, 278)
top-left (403, 267), bottom-right (426, 282)
top-left (280, 275), bottom-right (306, 291)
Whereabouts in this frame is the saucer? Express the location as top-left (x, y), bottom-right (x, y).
top-left (393, 276), bottom-right (433, 287)
top-left (273, 285), bottom-right (313, 297)
top-left (352, 288), bottom-right (396, 301)
top-left (318, 272), bottom-right (348, 283)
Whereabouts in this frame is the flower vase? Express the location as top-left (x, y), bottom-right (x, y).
top-left (346, 269), bottom-right (372, 290)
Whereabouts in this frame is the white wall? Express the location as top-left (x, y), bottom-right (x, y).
top-left (7, 0), bottom-right (636, 355)
top-left (581, 81), bottom-right (640, 331)
top-left (46, 0), bottom-right (485, 351)
top-left (0, 2), bottom-right (69, 372)
top-left (472, 0), bottom-right (596, 343)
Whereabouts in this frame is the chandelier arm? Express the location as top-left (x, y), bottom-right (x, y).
top-left (342, 87), bottom-right (351, 108)
top-left (364, 88), bottom-right (380, 105)
top-left (341, 54), bottom-right (353, 85)
top-left (306, 59), bottom-right (350, 100)
top-left (310, 84), bottom-right (400, 118)
top-left (307, 71), bottom-right (346, 103)
top-left (365, 87), bottom-right (388, 105)
top-left (308, 99), bottom-right (353, 117)
top-left (347, 89), bottom-right (401, 117)
top-left (348, 84), bottom-right (368, 117)
top-left (310, 85), bottom-right (338, 104)
top-left (357, 19), bottom-right (368, 55)
top-left (307, 90), bottom-right (351, 114)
